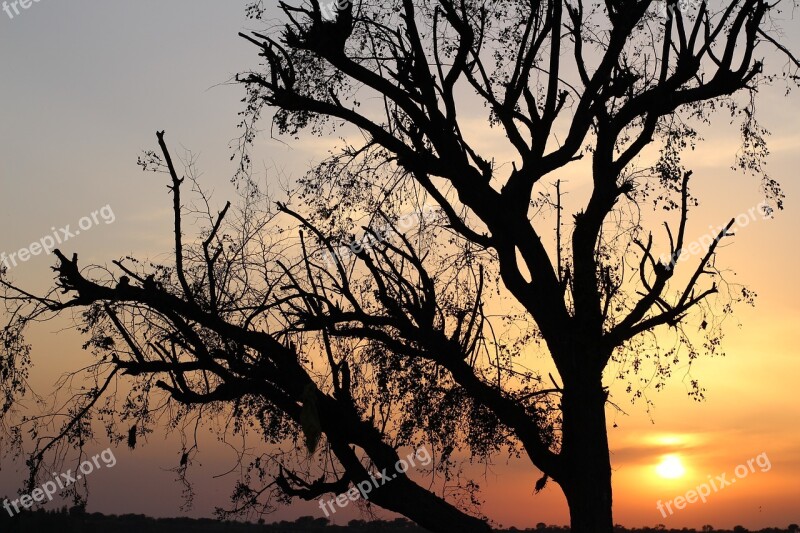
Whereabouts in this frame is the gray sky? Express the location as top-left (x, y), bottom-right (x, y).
top-left (0, 0), bottom-right (300, 284)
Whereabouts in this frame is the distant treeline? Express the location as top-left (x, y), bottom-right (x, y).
top-left (0, 507), bottom-right (797, 533)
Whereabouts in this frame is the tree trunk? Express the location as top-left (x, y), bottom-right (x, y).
top-left (558, 380), bottom-right (614, 533)
top-left (374, 476), bottom-right (493, 533)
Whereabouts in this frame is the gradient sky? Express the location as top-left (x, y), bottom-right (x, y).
top-left (1, 1), bottom-right (798, 529)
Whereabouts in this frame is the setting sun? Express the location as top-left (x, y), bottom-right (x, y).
top-left (656, 455), bottom-right (686, 479)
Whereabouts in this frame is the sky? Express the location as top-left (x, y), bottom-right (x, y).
top-left (0, 1), bottom-right (798, 530)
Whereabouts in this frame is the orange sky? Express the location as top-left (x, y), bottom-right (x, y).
top-left (0, 1), bottom-right (798, 529)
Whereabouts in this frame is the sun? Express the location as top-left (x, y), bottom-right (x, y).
top-left (656, 454), bottom-right (686, 479)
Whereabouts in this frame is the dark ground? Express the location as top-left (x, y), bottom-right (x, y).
top-left (0, 509), bottom-right (797, 533)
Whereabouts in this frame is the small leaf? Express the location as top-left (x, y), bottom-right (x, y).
top-left (300, 384), bottom-right (322, 455)
top-left (534, 474), bottom-right (548, 493)
top-left (127, 425), bottom-right (137, 450)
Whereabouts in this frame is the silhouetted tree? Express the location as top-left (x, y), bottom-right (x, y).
top-left (1, 1), bottom-right (798, 532)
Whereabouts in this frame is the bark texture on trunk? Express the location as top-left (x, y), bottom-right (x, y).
top-left (558, 381), bottom-right (614, 533)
